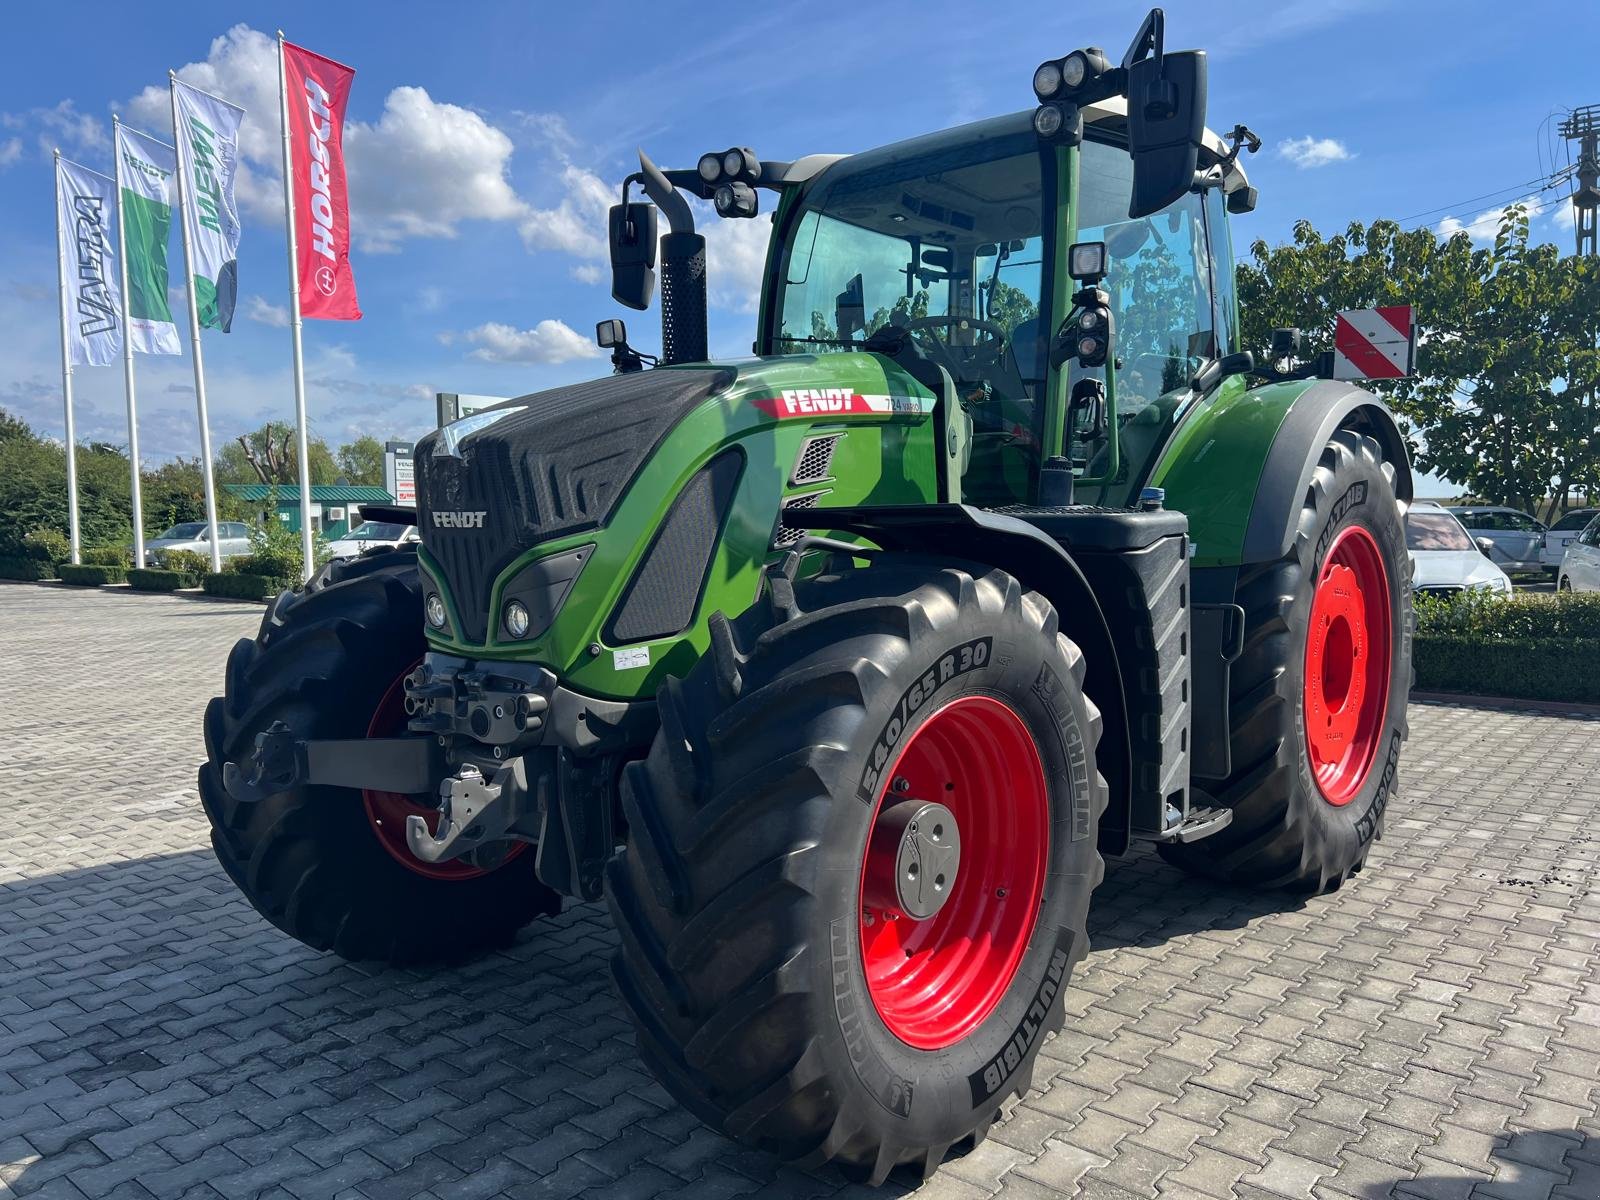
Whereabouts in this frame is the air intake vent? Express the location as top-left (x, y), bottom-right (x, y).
top-left (773, 489), bottom-right (831, 548)
top-left (790, 434), bottom-right (842, 485)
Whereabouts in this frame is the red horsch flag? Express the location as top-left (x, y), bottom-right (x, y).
top-left (283, 41), bottom-right (360, 320)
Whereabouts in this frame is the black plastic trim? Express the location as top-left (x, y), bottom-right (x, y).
top-left (1241, 382), bottom-right (1413, 564)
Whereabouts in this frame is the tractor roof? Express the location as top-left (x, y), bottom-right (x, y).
top-left (780, 99), bottom-right (1251, 205)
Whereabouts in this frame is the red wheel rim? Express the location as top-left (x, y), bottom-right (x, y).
top-left (361, 662), bottom-right (524, 880)
top-left (858, 695), bottom-right (1049, 1050)
top-left (1303, 525), bottom-right (1392, 806)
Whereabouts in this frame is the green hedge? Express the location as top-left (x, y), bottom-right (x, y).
top-left (1414, 591), bottom-right (1600, 703)
top-left (0, 556), bottom-right (56, 580)
top-left (127, 568), bottom-right (197, 592)
top-left (81, 545), bottom-right (132, 567)
top-left (58, 564), bottom-right (126, 586)
top-left (202, 572), bottom-right (288, 601)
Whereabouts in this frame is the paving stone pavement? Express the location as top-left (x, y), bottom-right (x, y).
top-left (2, 583), bottom-right (1598, 1200)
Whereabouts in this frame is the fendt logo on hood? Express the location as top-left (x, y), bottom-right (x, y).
top-left (431, 510), bottom-right (488, 530)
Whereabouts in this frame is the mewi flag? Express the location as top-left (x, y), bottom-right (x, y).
top-left (55, 157), bottom-right (122, 366)
top-left (283, 41), bottom-right (361, 320)
top-left (172, 78), bottom-right (244, 331)
top-left (115, 125), bottom-right (182, 355)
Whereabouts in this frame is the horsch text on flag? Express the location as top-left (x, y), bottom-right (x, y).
top-left (283, 40), bottom-right (360, 320)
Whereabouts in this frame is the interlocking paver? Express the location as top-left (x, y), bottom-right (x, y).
top-left (2, 585), bottom-right (1599, 1200)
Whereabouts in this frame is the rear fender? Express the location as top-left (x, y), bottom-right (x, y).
top-left (1151, 377), bottom-right (1413, 567)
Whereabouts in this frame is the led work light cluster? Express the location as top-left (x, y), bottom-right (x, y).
top-left (1031, 46), bottom-right (1114, 144)
top-left (696, 147), bottom-right (761, 218)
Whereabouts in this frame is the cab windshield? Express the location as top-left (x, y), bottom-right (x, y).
top-left (771, 127), bottom-right (1053, 504)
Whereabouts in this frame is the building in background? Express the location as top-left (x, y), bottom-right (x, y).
top-left (223, 483), bottom-right (394, 539)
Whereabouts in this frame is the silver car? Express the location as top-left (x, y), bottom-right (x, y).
top-left (1557, 513), bottom-right (1600, 593)
top-left (1446, 506), bottom-right (1547, 575)
top-left (142, 520), bottom-right (253, 567)
top-left (1541, 507), bottom-right (1599, 573)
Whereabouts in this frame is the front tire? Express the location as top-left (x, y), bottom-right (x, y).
top-left (1162, 429), bottom-right (1411, 893)
top-left (198, 547), bottom-right (559, 964)
top-left (607, 558), bottom-right (1106, 1182)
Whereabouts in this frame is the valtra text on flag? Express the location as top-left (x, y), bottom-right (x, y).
top-left (283, 41), bottom-right (360, 320)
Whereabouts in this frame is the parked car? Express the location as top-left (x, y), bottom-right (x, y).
top-left (142, 520), bottom-right (253, 567)
top-left (1446, 505), bottom-right (1547, 574)
top-left (1540, 507), bottom-right (1599, 574)
top-left (1557, 513), bottom-right (1600, 592)
top-left (1408, 503), bottom-right (1512, 600)
top-left (324, 520), bottom-right (419, 560)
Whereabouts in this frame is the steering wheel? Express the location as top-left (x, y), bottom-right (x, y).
top-left (901, 315), bottom-right (1009, 379)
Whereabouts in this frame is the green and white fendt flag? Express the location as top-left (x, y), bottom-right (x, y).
top-left (172, 79), bottom-right (244, 331)
top-left (114, 124), bottom-right (181, 354)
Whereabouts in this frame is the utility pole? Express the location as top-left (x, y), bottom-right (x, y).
top-left (1559, 105), bottom-right (1599, 258)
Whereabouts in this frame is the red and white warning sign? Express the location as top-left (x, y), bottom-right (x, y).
top-left (1333, 306), bottom-right (1415, 381)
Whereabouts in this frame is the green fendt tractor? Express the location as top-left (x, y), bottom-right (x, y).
top-left (201, 9), bottom-right (1412, 1183)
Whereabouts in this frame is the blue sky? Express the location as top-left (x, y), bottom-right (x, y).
top-left (1, 0), bottom-right (1592, 473)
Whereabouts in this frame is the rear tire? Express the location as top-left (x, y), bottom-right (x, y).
top-left (198, 547), bottom-right (559, 964)
top-left (607, 557), bottom-right (1107, 1182)
top-left (1161, 429), bottom-right (1411, 893)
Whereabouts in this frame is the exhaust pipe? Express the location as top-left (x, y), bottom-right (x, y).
top-left (638, 150), bottom-right (708, 366)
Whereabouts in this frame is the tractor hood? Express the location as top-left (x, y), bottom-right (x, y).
top-left (415, 366), bottom-right (734, 642)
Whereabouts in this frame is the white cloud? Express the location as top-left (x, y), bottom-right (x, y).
top-left (519, 164), bottom-right (613, 259)
top-left (1278, 136), bottom-right (1353, 169)
top-left (345, 86), bottom-right (527, 251)
top-left (701, 209), bottom-right (772, 313)
top-left (572, 263), bottom-right (604, 285)
top-left (2, 99), bottom-right (107, 159)
top-left (1437, 196), bottom-right (1536, 243)
top-left (126, 26), bottom-right (528, 250)
top-left (456, 320), bottom-right (602, 365)
top-left (244, 295), bottom-right (288, 327)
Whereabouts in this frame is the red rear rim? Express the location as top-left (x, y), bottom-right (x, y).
top-left (361, 662), bottom-right (523, 880)
top-left (1304, 525), bottom-right (1392, 806)
top-left (858, 695), bottom-right (1049, 1050)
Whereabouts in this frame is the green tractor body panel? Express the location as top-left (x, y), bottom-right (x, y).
top-left (1147, 374), bottom-right (1319, 568)
top-left (421, 353), bottom-right (941, 699)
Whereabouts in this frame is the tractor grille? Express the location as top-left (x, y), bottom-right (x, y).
top-left (790, 434), bottom-right (842, 485)
top-left (773, 490), bottom-right (831, 549)
top-left (415, 368), bottom-right (731, 643)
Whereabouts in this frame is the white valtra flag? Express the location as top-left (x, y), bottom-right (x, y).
top-left (172, 78), bottom-right (244, 332)
top-left (55, 157), bottom-right (123, 367)
top-left (115, 124), bottom-right (182, 355)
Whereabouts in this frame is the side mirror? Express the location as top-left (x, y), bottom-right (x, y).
top-left (835, 273), bottom-right (865, 340)
top-left (608, 202), bottom-right (658, 311)
top-left (595, 318), bottom-right (627, 349)
top-left (1126, 48), bottom-right (1207, 218)
top-left (1475, 537), bottom-right (1496, 558)
top-left (1069, 377), bottom-right (1107, 439)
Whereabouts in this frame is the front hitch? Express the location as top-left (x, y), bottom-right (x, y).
top-left (222, 722), bottom-right (444, 802)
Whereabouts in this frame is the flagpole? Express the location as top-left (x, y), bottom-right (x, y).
top-left (278, 31), bottom-right (315, 583)
top-left (111, 117), bottom-right (147, 569)
top-left (52, 149), bottom-right (82, 565)
top-left (169, 72), bottom-right (223, 574)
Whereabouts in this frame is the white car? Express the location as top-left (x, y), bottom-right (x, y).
top-left (141, 520), bottom-right (254, 567)
top-left (1542, 507), bottom-right (1599, 573)
top-left (325, 520), bottom-right (419, 560)
top-left (1557, 513), bottom-right (1600, 592)
top-left (1408, 503), bottom-right (1512, 600)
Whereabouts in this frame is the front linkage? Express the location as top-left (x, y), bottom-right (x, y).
top-left (224, 651), bottom-right (655, 901)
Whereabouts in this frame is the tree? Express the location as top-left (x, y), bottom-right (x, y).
top-left (1237, 212), bottom-right (1600, 517)
top-left (335, 436), bottom-right (386, 487)
top-left (0, 415), bottom-right (132, 555)
top-left (216, 422), bottom-right (339, 487)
